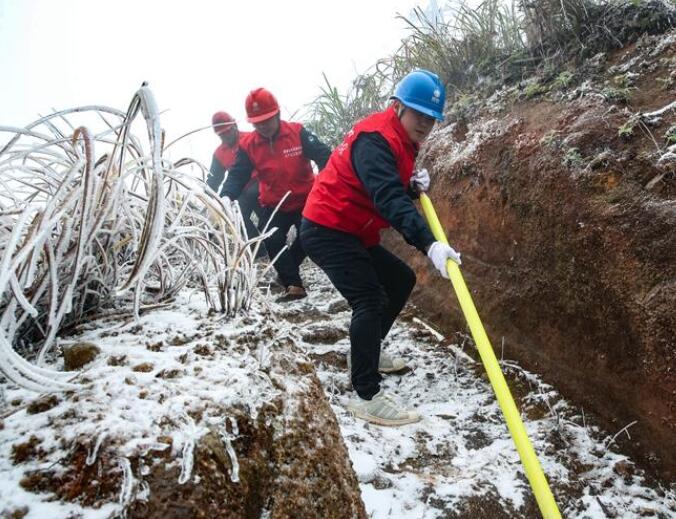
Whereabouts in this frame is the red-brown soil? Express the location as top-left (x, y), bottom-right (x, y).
top-left (388, 31), bottom-right (676, 480)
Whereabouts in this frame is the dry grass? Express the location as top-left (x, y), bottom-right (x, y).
top-left (304, 0), bottom-right (675, 141)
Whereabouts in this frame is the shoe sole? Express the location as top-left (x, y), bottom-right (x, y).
top-left (347, 358), bottom-right (409, 375)
top-left (276, 294), bottom-right (307, 302)
top-left (347, 407), bottom-right (420, 427)
top-left (378, 365), bottom-right (409, 374)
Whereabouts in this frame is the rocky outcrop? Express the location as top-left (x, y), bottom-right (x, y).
top-left (5, 308), bottom-right (366, 519)
top-left (127, 369), bottom-right (366, 519)
top-left (388, 30), bottom-right (676, 479)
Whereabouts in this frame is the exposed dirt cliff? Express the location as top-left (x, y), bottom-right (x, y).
top-left (387, 29), bottom-right (676, 479)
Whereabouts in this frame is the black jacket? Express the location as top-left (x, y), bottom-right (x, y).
top-left (351, 132), bottom-right (435, 253)
top-left (207, 155), bottom-right (227, 193)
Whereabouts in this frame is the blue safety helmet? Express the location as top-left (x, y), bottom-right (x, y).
top-left (391, 69), bottom-right (446, 121)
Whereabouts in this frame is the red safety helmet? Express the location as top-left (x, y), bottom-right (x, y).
top-left (245, 88), bottom-right (280, 123)
top-left (212, 111), bottom-right (236, 135)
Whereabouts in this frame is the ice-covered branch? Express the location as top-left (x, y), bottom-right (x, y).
top-left (0, 86), bottom-right (263, 391)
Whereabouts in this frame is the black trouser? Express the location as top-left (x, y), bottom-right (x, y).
top-left (237, 181), bottom-right (267, 259)
top-left (260, 207), bottom-right (306, 287)
top-left (300, 218), bottom-right (416, 399)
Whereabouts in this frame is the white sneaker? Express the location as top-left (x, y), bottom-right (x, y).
top-left (377, 352), bottom-right (408, 373)
top-left (346, 351), bottom-right (408, 375)
top-left (347, 389), bottom-right (420, 426)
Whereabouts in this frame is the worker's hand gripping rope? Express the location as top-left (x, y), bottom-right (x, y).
top-left (410, 168), bottom-right (431, 193)
top-left (426, 241), bottom-right (461, 277)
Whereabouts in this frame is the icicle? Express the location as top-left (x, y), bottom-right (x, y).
top-left (178, 437), bottom-right (195, 485)
top-left (0, 207), bottom-right (34, 296)
top-left (229, 416), bottom-right (239, 436)
top-left (140, 442), bottom-right (170, 456)
top-left (0, 353), bottom-right (50, 392)
top-left (257, 341), bottom-right (270, 371)
top-left (117, 86), bottom-right (165, 295)
top-left (118, 457), bottom-right (135, 508)
top-left (136, 480), bottom-right (150, 502)
top-left (86, 432), bottom-right (107, 465)
top-left (643, 99), bottom-right (676, 119)
top-left (220, 421), bottom-right (240, 483)
top-left (234, 271), bottom-right (245, 314)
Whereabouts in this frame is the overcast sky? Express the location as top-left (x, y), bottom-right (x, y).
top-left (0, 0), bottom-right (427, 162)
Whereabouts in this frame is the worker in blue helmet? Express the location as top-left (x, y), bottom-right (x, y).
top-left (301, 69), bottom-right (461, 426)
top-left (391, 69), bottom-right (446, 120)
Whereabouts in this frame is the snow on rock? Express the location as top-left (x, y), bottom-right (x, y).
top-left (0, 285), bottom-right (365, 518)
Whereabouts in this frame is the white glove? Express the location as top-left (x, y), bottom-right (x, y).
top-left (426, 241), bottom-right (461, 278)
top-left (410, 168), bottom-right (431, 193)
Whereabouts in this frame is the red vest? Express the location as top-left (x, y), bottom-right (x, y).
top-left (214, 131), bottom-right (257, 181)
top-left (303, 106), bottom-right (416, 247)
top-left (239, 121), bottom-right (314, 212)
top-left (214, 142), bottom-right (237, 171)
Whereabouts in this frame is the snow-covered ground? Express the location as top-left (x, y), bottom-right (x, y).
top-left (0, 290), bottom-right (290, 518)
top-left (1, 261), bottom-right (674, 518)
top-left (288, 264), bottom-right (676, 518)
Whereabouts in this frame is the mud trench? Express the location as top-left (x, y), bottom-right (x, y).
top-left (278, 263), bottom-right (676, 518)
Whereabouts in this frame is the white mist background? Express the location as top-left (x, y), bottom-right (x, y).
top-left (0, 0), bottom-right (438, 165)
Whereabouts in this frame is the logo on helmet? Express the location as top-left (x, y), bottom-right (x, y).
top-left (253, 102), bottom-right (259, 112)
top-left (431, 89), bottom-right (441, 104)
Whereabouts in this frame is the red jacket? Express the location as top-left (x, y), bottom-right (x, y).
top-left (208, 132), bottom-right (257, 193)
top-left (214, 142), bottom-right (237, 171)
top-left (303, 106), bottom-right (416, 247)
top-left (238, 121), bottom-right (314, 211)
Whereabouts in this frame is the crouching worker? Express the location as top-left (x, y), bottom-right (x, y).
top-left (300, 70), bottom-right (461, 426)
top-left (221, 88), bottom-right (331, 301)
top-left (207, 111), bottom-right (266, 258)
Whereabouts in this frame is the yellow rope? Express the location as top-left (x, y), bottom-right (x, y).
top-left (420, 193), bottom-right (561, 519)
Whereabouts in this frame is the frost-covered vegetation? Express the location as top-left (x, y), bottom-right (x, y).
top-left (0, 86), bottom-right (266, 393)
top-left (1, 0), bottom-right (674, 516)
top-left (305, 0), bottom-right (676, 144)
